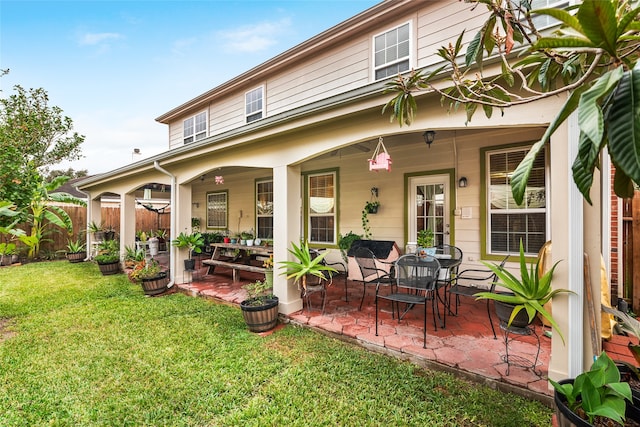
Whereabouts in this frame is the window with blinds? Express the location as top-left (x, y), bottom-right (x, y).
top-left (308, 172), bottom-right (336, 244)
top-left (373, 22), bottom-right (411, 81)
top-left (245, 87), bottom-right (263, 123)
top-left (206, 191), bottom-right (228, 229)
top-left (183, 111), bottom-right (207, 144)
top-left (487, 146), bottom-right (547, 256)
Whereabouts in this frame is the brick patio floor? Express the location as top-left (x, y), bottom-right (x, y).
top-left (173, 259), bottom-right (554, 405)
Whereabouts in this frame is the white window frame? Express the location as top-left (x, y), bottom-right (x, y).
top-left (255, 179), bottom-right (273, 239)
top-left (512, 0), bottom-right (570, 30)
top-left (183, 111), bottom-right (207, 144)
top-left (485, 145), bottom-right (549, 257)
top-left (306, 171), bottom-right (337, 245)
top-left (372, 21), bottom-right (412, 81)
top-left (206, 191), bottom-right (228, 230)
top-left (245, 86), bottom-right (264, 123)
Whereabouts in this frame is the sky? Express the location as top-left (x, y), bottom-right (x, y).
top-left (1, 0), bottom-right (379, 175)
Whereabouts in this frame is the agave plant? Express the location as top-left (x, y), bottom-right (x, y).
top-left (475, 240), bottom-right (572, 343)
top-left (278, 240), bottom-right (337, 290)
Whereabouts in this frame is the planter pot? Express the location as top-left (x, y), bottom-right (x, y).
top-left (417, 246), bottom-right (436, 258)
top-left (265, 270), bottom-right (274, 288)
top-left (97, 260), bottom-right (120, 275)
top-left (240, 239), bottom-right (247, 245)
top-left (104, 231), bottom-right (115, 241)
top-left (184, 258), bottom-right (196, 271)
top-left (366, 205), bottom-right (379, 214)
top-left (67, 251), bottom-right (86, 263)
top-left (93, 231), bottom-right (105, 241)
top-left (494, 299), bottom-right (532, 329)
top-left (230, 238), bottom-right (237, 244)
top-left (246, 239), bottom-right (254, 247)
top-left (0, 254), bottom-right (15, 266)
top-left (240, 296), bottom-right (279, 332)
top-left (140, 272), bottom-right (169, 296)
top-left (223, 237), bottom-right (231, 243)
top-left (554, 378), bottom-right (640, 426)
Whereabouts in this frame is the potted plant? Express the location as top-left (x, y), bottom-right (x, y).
top-left (0, 242), bottom-right (18, 266)
top-left (241, 231), bottom-right (254, 246)
top-left (338, 231), bottom-right (362, 265)
top-left (88, 221), bottom-right (105, 241)
top-left (416, 229), bottom-right (435, 257)
top-left (551, 352), bottom-right (638, 426)
top-left (123, 245), bottom-right (145, 270)
top-left (154, 229), bottom-right (168, 251)
top-left (263, 255), bottom-right (274, 288)
top-left (94, 239), bottom-right (120, 275)
top-left (279, 240), bottom-right (337, 291)
top-left (65, 239), bottom-right (86, 263)
top-left (103, 224), bottom-right (116, 241)
top-left (364, 200), bottom-right (380, 214)
top-left (475, 240), bottom-right (572, 342)
top-left (240, 279), bottom-right (279, 332)
top-left (129, 258), bottom-right (169, 296)
top-left (171, 231), bottom-right (204, 270)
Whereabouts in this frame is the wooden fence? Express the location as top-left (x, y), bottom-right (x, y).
top-left (624, 191), bottom-right (640, 310)
top-left (37, 205), bottom-right (171, 255)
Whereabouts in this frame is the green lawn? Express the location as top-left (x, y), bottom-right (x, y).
top-left (0, 261), bottom-right (553, 426)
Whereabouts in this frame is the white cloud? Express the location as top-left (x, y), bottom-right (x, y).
top-left (217, 18), bottom-right (292, 53)
top-left (78, 32), bottom-right (123, 46)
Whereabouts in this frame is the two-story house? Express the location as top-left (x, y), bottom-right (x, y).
top-left (77, 0), bottom-right (608, 384)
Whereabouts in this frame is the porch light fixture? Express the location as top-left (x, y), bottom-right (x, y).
top-left (458, 177), bottom-right (468, 188)
top-left (423, 130), bottom-right (436, 148)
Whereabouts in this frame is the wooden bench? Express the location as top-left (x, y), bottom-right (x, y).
top-left (202, 259), bottom-right (266, 282)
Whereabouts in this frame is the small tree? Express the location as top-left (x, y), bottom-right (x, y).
top-left (384, 0), bottom-right (640, 204)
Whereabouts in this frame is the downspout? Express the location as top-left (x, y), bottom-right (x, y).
top-left (154, 161), bottom-right (176, 288)
top-left (75, 188), bottom-right (92, 262)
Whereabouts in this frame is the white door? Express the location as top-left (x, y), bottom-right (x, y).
top-left (408, 174), bottom-right (451, 247)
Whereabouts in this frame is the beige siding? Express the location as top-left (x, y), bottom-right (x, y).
top-left (166, 1), bottom-right (489, 149)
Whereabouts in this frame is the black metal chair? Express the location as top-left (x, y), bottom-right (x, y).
top-left (302, 249), bottom-right (344, 314)
top-left (375, 254), bottom-right (441, 348)
top-left (434, 244), bottom-right (463, 328)
top-left (353, 246), bottom-right (395, 310)
top-left (447, 255), bottom-right (509, 339)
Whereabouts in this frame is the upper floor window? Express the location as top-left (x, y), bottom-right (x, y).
top-left (245, 87), bottom-right (263, 123)
top-left (206, 191), bottom-right (228, 230)
top-left (512, 0), bottom-right (570, 30)
top-left (374, 22), bottom-right (411, 81)
top-left (306, 171), bottom-right (337, 245)
top-left (183, 111), bottom-right (207, 144)
top-left (485, 145), bottom-right (547, 257)
top-left (256, 179), bottom-right (273, 239)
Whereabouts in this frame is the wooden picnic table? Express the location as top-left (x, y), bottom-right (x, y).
top-left (202, 242), bottom-right (273, 282)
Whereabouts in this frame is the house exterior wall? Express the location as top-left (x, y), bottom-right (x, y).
top-left (164, 0), bottom-right (485, 149)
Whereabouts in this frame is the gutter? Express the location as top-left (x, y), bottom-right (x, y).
top-left (153, 161), bottom-right (176, 288)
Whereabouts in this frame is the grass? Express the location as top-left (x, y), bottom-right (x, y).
top-left (0, 261), bottom-right (553, 426)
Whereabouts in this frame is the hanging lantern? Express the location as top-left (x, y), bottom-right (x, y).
top-left (368, 136), bottom-right (392, 172)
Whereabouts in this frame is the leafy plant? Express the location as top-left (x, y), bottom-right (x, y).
top-left (475, 240), bottom-right (572, 343)
top-left (363, 200), bottom-right (379, 214)
top-left (416, 229), bottom-right (434, 248)
top-left (338, 231), bottom-right (362, 263)
top-left (66, 239), bottom-right (86, 253)
top-left (94, 239), bottom-right (119, 264)
top-left (0, 242), bottom-right (17, 256)
top-left (550, 352), bottom-right (632, 425)
top-left (123, 245), bottom-right (145, 268)
top-left (242, 280), bottom-right (274, 306)
top-left (171, 232), bottom-right (204, 259)
top-left (94, 252), bottom-right (119, 264)
top-left (361, 210), bottom-right (372, 240)
top-left (129, 258), bottom-right (164, 282)
top-left (240, 231), bottom-right (254, 240)
top-left (279, 240), bottom-right (337, 290)
top-left (88, 221), bottom-right (104, 234)
top-left (383, 0), bottom-right (640, 205)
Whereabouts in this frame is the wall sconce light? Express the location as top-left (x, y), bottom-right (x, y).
top-left (423, 130), bottom-right (436, 148)
top-left (200, 175), bottom-right (205, 182)
top-left (458, 177), bottom-right (468, 188)
top-left (192, 202), bottom-right (200, 208)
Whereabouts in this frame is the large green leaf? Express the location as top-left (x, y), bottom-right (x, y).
top-left (578, 67), bottom-right (623, 147)
top-left (511, 86), bottom-right (587, 205)
top-left (577, 0), bottom-right (617, 55)
top-left (606, 64), bottom-right (640, 187)
top-left (465, 30), bottom-right (483, 68)
top-left (533, 36), bottom-right (595, 50)
top-left (532, 7), bottom-right (582, 33)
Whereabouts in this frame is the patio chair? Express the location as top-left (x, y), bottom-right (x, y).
top-left (301, 249), bottom-right (345, 314)
top-left (353, 246), bottom-right (395, 310)
top-left (375, 254), bottom-right (441, 348)
top-left (447, 255), bottom-right (509, 339)
top-left (434, 244), bottom-right (463, 328)
top-left (311, 248), bottom-right (348, 301)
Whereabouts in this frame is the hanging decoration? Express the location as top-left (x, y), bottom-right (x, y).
top-left (215, 176), bottom-right (224, 184)
top-left (368, 136), bottom-right (392, 172)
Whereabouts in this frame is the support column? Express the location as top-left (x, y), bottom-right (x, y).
top-left (88, 197), bottom-right (102, 257)
top-left (120, 193), bottom-right (136, 257)
top-left (173, 182), bottom-right (192, 283)
top-left (272, 165), bottom-right (303, 314)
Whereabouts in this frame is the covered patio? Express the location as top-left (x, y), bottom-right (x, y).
top-left (173, 258), bottom-right (553, 404)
